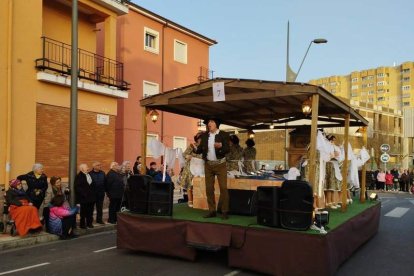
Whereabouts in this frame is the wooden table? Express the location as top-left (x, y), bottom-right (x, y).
top-left (192, 177), bottom-right (283, 210)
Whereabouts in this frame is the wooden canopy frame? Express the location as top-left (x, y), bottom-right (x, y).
top-left (140, 78), bottom-right (369, 211)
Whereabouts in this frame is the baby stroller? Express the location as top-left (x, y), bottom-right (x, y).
top-left (1, 187), bottom-right (17, 236)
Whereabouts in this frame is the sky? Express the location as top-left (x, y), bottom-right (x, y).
top-left (131, 0), bottom-right (414, 83)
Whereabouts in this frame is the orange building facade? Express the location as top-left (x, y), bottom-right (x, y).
top-left (114, 3), bottom-right (216, 167)
top-left (0, 1), bottom-right (215, 188)
top-left (0, 0), bottom-right (129, 186)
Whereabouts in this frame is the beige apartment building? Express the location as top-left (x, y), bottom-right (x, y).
top-left (310, 61), bottom-right (414, 110)
top-left (310, 61), bottom-right (414, 169)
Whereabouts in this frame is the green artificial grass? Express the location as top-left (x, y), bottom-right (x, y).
top-left (125, 199), bottom-right (380, 235)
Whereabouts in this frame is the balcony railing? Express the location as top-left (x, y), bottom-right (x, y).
top-left (198, 66), bottom-right (214, 82)
top-left (35, 37), bottom-right (129, 90)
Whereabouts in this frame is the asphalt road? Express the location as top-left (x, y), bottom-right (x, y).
top-left (337, 191), bottom-right (414, 276)
top-left (0, 192), bottom-right (412, 276)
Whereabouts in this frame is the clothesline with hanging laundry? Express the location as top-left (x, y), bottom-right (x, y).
top-left (149, 139), bottom-right (185, 182)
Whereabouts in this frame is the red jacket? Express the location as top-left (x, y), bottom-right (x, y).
top-left (385, 173), bottom-right (394, 185)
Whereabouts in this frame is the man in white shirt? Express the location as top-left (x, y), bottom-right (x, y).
top-left (194, 118), bottom-right (230, 219)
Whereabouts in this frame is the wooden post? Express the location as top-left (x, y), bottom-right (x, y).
top-left (141, 107), bottom-right (148, 175)
top-left (360, 127), bottom-right (368, 203)
top-left (341, 114), bottom-right (350, 212)
top-left (308, 94), bottom-right (319, 201)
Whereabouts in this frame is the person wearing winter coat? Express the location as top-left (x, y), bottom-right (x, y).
top-left (75, 164), bottom-right (96, 229)
top-left (105, 162), bottom-right (124, 224)
top-left (89, 162), bottom-right (106, 224)
top-left (6, 179), bottom-right (42, 236)
top-left (17, 163), bottom-right (48, 220)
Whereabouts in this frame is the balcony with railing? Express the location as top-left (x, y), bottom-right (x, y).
top-left (35, 37), bottom-right (129, 91)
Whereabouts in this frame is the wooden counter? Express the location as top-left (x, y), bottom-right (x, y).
top-left (192, 177), bottom-right (283, 210)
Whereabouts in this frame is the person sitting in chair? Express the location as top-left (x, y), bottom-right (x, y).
top-left (6, 179), bottom-right (42, 236)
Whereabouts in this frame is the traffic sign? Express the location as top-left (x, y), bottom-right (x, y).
top-left (380, 144), bottom-right (390, 152)
top-left (380, 153), bottom-right (390, 163)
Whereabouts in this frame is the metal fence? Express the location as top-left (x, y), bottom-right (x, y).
top-left (35, 37), bottom-right (129, 90)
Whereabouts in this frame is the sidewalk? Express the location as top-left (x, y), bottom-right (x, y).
top-left (0, 187), bottom-right (184, 251)
top-left (0, 209), bottom-right (115, 251)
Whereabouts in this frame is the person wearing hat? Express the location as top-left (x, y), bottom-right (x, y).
top-left (193, 118), bottom-right (230, 219)
top-left (6, 179), bottom-right (42, 236)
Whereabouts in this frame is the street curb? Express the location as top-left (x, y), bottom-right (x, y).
top-left (0, 224), bottom-right (116, 251)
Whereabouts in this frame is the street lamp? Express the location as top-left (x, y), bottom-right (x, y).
top-left (284, 21), bottom-right (327, 168)
top-left (294, 38), bottom-right (328, 82)
top-left (286, 22), bottom-right (328, 82)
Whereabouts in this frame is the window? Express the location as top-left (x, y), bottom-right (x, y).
top-left (351, 85), bottom-right (358, 90)
top-left (377, 81), bottom-right (385, 86)
top-left (377, 89), bottom-right (384, 93)
top-left (377, 73), bottom-right (384, 78)
top-left (377, 97), bottom-right (385, 101)
top-left (146, 134), bottom-right (159, 157)
top-left (173, 136), bottom-right (187, 153)
top-left (174, 39), bottom-right (187, 64)
top-left (368, 98), bottom-right (374, 102)
top-left (143, 81), bottom-right (159, 98)
top-left (402, 68), bottom-right (410, 73)
top-left (330, 82), bottom-right (336, 86)
top-left (367, 83), bottom-right (374, 87)
top-left (351, 77), bottom-right (358, 82)
top-left (402, 93), bottom-right (411, 98)
top-left (351, 93), bottom-right (358, 97)
top-left (368, 90), bottom-right (375, 95)
top-left (403, 102), bottom-right (410, 106)
top-left (367, 75), bottom-right (374, 80)
top-left (402, 85), bottom-right (411, 91)
top-left (330, 89), bottom-right (336, 94)
top-left (361, 84), bottom-right (367, 88)
top-left (144, 27), bottom-right (159, 54)
top-left (403, 77), bottom-right (410, 82)
top-left (361, 76), bottom-right (367, 81)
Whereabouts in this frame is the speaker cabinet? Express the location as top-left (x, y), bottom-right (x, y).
top-left (127, 175), bottom-right (152, 214)
top-left (257, 186), bottom-right (280, 227)
top-left (279, 180), bottom-right (313, 231)
top-left (229, 189), bottom-right (257, 216)
top-left (148, 181), bottom-right (174, 216)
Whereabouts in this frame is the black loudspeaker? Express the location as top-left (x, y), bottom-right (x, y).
top-left (148, 181), bottom-right (174, 216)
top-left (279, 180), bottom-right (313, 231)
top-left (127, 175), bottom-right (152, 214)
top-left (229, 189), bottom-right (257, 216)
top-left (257, 186), bottom-right (281, 227)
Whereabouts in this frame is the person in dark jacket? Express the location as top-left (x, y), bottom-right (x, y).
top-left (89, 162), bottom-right (106, 224)
top-left (146, 162), bottom-right (159, 178)
top-left (133, 156), bottom-right (142, 175)
top-left (17, 163), bottom-right (48, 218)
top-left (194, 118), bottom-right (230, 219)
top-left (75, 164), bottom-right (96, 229)
top-left (105, 162), bottom-right (124, 224)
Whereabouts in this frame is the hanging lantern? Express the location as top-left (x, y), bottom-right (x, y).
top-left (150, 110), bottom-right (159, 123)
top-left (302, 97), bottom-right (312, 116)
top-left (247, 129), bottom-right (255, 139)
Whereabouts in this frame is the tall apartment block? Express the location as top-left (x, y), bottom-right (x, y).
top-left (310, 61), bottom-right (414, 110)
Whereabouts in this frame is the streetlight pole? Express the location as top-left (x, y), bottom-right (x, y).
top-left (284, 21), bottom-right (327, 167)
top-left (69, 0), bottom-right (78, 207)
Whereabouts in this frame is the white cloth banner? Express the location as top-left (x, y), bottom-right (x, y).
top-left (212, 82), bottom-right (225, 102)
top-left (284, 167), bottom-right (301, 180)
top-left (177, 148), bottom-right (185, 170)
top-left (190, 157), bottom-right (205, 176)
top-left (149, 139), bottom-right (165, 159)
